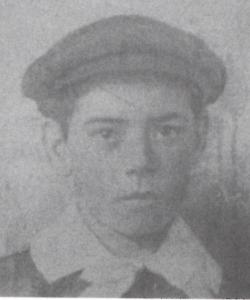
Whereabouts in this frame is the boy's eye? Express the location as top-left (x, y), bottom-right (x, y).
top-left (99, 128), bottom-right (115, 139)
top-left (155, 125), bottom-right (182, 139)
top-left (88, 127), bottom-right (118, 141)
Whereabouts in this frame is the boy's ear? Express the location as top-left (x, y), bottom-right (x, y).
top-left (41, 120), bottom-right (72, 176)
top-left (191, 112), bottom-right (209, 167)
top-left (197, 112), bottom-right (209, 153)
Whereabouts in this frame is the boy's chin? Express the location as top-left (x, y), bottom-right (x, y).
top-left (110, 216), bottom-right (174, 240)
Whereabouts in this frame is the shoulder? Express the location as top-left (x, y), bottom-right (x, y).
top-left (0, 249), bottom-right (88, 297)
top-left (183, 184), bottom-right (250, 297)
top-left (0, 250), bottom-right (49, 296)
top-left (0, 251), bottom-right (17, 295)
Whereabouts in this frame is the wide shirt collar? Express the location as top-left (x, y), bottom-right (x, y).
top-left (30, 204), bottom-right (222, 298)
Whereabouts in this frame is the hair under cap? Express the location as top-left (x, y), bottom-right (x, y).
top-left (22, 14), bottom-right (226, 115)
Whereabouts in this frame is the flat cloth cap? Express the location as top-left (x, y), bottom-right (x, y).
top-left (22, 14), bottom-right (226, 107)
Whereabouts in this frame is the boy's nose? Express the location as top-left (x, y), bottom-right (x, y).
top-left (125, 133), bottom-right (159, 178)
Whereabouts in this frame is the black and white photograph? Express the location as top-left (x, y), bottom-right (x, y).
top-left (0, 0), bottom-right (250, 298)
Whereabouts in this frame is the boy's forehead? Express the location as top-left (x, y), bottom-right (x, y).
top-left (74, 80), bottom-right (193, 121)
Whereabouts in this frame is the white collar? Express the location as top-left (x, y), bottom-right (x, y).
top-left (30, 204), bottom-right (222, 297)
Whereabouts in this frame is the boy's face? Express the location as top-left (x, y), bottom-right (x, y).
top-left (63, 80), bottom-right (205, 238)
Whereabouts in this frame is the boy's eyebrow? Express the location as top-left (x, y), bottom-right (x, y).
top-left (151, 112), bottom-right (189, 123)
top-left (84, 117), bottom-right (127, 125)
top-left (84, 113), bottom-right (189, 125)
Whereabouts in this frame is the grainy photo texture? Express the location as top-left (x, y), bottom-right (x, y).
top-left (1, 1), bottom-right (250, 298)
